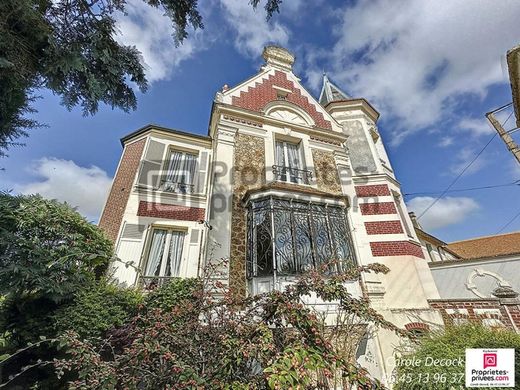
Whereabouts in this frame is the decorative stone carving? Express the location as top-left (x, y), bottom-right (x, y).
top-left (465, 268), bottom-right (513, 298)
top-left (262, 46), bottom-right (295, 71)
top-left (311, 149), bottom-right (342, 195)
top-left (268, 108), bottom-right (308, 125)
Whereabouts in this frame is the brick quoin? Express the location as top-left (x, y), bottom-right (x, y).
top-left (231, 70), bottom-right (332, 129)
top-left (370, 241), bottom-right (424, 258)
top-left (137, 201), bottom-right (205, 222)
top-left (365, 220), bottom-right (403, 235)
top-left (355, 184), bottom-right (391, 197)
top-left (359, 202), bottom-right (397, 215)
top-left (99, 139), bottom-right (146, 242)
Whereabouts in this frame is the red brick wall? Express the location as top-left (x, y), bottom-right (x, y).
top-left (429, 300), bottom-right (520, 331)
top-left (360, 202), bottom-right (397, 215)
top-left (365, 220), bottom-right (404, 235)
top-left (137, 201), bottom-right (205, 222)
top-left (370, 241), bottom-right (424, 258)
top-left (231, 70), bottom-right (332, 130)
top-left (355, 184), bottom-right (391, 197)
top-left (99, 139), bottom-right (146, 242)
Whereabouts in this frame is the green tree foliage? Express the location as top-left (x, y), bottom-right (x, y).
top-left (395, 324), bottom-right (520, 390)
top-left (0, 193), bottom-right (113, 303)
top-left (55, 263), bottom-right (406, 389)
top-left (0, 0), bottom-right (283, 156)
top-left (52, 279), bottom-right (143, 340)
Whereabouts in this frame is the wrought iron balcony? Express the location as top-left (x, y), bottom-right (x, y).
top-left (161, 180), bottom-right (194, 194)
top-left (272, 165), bottom-right (312, 185)
top-left (139, 275), bottom-right (174, 290)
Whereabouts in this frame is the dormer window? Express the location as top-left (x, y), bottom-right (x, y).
top-left (162, 150), bottom-right (197, 194)
top-left (273, 140), bottom-right (311, 185)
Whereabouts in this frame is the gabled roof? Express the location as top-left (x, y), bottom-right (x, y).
top-left (446, 231), bottom-right (520, 260)
top-left (319, 74), bottom-right (352, 106)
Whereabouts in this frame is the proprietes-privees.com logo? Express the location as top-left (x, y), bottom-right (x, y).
top-left (465, 349), bottom-right (515, 388)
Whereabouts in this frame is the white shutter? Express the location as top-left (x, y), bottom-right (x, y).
top-left (194, 151), bottom-right (209, 194)
top-left (137, 140), bottom-right (166, 189)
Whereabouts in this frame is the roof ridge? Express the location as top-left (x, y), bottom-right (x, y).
top-left (448, 230), bottom-right (520, 245)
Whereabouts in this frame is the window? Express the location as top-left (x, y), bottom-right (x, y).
top-left (273, 140), bottom-right (311, 185)
top-left (162, 150), bottom-right (197, 193)
top-left (425, 243), bottom-right (435, 261)
top-left (247, 197), bottom-right (355, 277)
top-left (142, 228), bottom-right (185, 287)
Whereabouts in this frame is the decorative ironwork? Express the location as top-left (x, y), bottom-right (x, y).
top-left (272, 165), bottom-right (312, 185)
top-left (161, 180), bottom-right (194, 194)
top-left (139, 275), bottom-right (174, 290)
top-left (246, 196), bottom-right (356, 278)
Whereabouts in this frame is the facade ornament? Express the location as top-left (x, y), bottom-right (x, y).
top-left (465, 268), bottom-right (513, 298)
top-left (214, 91), bottom-right (224, 103)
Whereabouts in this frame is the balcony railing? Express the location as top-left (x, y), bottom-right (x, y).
top-left (272, 165), bottom-right (312, 185)
top-left (161, 180), bottom-right (194, 194)
top-left (139, 275), bottom-right (174, 290)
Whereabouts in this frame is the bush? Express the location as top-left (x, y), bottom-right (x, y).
top-left (52, 280), bottom-right (144, 340)
top-left (395, 324), bottom-right (520, 389)
top-left (144, 278), bottom-right (201, 312)
top-left (0, 193), bottom-right (113, 303)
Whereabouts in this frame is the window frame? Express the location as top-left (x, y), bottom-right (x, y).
top-left (161, 148), bottom-right (199, 194)
top-left (273, 138), bottom-right (310, 185)
top-left (142, 227), bottom-right (187, 279)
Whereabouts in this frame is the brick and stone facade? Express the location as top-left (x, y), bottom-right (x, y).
top-left (99, 139), bottom-right (145, 242)
top-left (229, 133), bottom-right (266, 298)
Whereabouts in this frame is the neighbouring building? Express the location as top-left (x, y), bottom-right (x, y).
top-left (99, 46), bottom-right (518, 385)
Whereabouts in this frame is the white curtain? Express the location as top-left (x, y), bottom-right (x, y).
top-left (166, 151), bottom-right (183, 183)
top-left (165, 231), bottom-right (185, 276)
top-left (275, 141), bottom-right (285, 166)
top-left (145, 229), bottom-right (167, 276)
top-left (182, 153), bottom-right (197, 185)
top-left (286, 143), bottom-right (301, 169)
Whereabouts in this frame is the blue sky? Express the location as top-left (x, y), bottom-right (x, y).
top-left (1, 0), bottom-right (520, 243)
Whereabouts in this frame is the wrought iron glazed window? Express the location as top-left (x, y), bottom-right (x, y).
top-left (246, 197), bottom-right (356, 278)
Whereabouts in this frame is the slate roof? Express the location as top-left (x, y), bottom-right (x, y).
top-left (319, 74), bottom-right (352, 106)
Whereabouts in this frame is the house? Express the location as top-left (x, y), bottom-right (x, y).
top-left (415, 224), bottom-right (520, 332)
top-left (99, 46), bottom-right (452, 385)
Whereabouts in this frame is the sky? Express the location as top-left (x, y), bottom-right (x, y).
top-left (1, 0), bottom-right (520, 243)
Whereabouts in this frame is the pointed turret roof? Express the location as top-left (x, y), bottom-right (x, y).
top-left (319, 74), bottom-right (351, 106)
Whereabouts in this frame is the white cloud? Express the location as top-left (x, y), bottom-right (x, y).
top-left (16, 158), bottom-right (112, 221)
top-left (448, 146), bottom-right (489, 176)
top-left (115, 0), bottom-right (207, 82)
top-left (458, 117), bottom-right (494, 137)
top-left (321, 0), bottom-right (520, 144)
top-left (219, 0), bottom-right (289, 57)
top-left (407, 196), bottom-right (479, 230)
top-left (438, 136), bottom-right (454, 148)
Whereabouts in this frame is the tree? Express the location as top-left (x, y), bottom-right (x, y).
top-left (0, 0), bottom-right (283, 156)
top-left (55, 262), bottom-right (408, 389)
top-left (394, 324), bottom-right (520, 390)
top-left (0, 193), bottom-right (112, 303)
